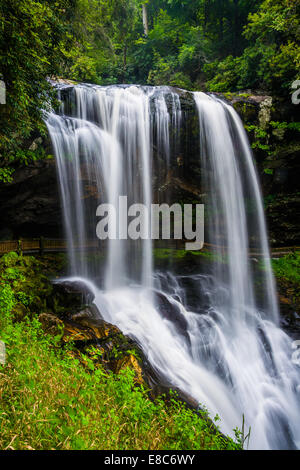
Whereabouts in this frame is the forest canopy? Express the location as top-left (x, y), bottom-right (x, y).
top-left (0, 0), bottom-right (299, 159)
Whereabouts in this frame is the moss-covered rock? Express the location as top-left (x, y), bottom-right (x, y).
top-left (39, 312), bottom-right (64, 336)
top-left (39, 297), bottom-right (149, 387)
top-left (272, 252), bottom-right (300, 335)
top-left (265, 194), bottom-right (300, 246)
top-left (0, 252), bottom-right (53, 319)
top-left (113, 354), bottom-right (144, 385)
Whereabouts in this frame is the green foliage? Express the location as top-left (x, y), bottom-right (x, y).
top-left (0, 167), bottom-right (15, 183)
top-left (0, 0), bottom-right (76, 159)
top-left (153, 248), bottom-right (226, 264)
top-left (264, 194), bottom-right (277, 208)
top-left (0, 252), bottom-right (241, 450)
top-left (64, 0), bottom-right (142, 84)
top-left (0, 319), bottom-right (240, 449)
top-left (271, 251), bottom-right (300, 311)
top-left (0, 0), bottom-right (298, 178)
top-left (0, 283), bottom-right (15, 329)
top-left (147, 51), bottom-right (193, 89)
top-left (270, 121), bottom-right (300, 132)
top-left (206, 0), bottom-right (300, 95)
top-left (245, 124), bottom-right (272, 154)
top-left (272, 252), bottom-right (300, 286)
top-left (204, 55), bottom-right (242, 92)
top-left (70, 55), bottom-right (99, 83)
top-left (8, 148), bottom-right (54, 167)
top-left (233, 415), bottom-right (251, 450)
top-left (244, 117), bottom-right (300, 162)
top-left (0, 252), bottom-right (53, 319)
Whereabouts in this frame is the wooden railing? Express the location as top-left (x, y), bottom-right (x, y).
top-left (0, 238), bottom-right (100, 255)
top-left (0, 238), bottom-right (298, 256)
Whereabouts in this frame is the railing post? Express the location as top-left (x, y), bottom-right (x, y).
top-left (40, 236), bottom-right (45, 256)
top-left (17, 239), bottom-right (22, 256)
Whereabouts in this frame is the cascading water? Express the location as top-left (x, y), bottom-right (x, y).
top-left (46, 83), bottom-right (300, 450)
top-left (47, 85), bottom-right (153, 287)
top-left (194, 93), bottom-right (278, 322)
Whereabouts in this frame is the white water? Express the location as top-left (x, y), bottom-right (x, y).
top-left (47, 84), bottom-right (300, 450)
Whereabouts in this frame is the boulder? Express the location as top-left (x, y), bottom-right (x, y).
top-left (39, 313), bottom-right (64, 336)
top-left (113, 354), bottom-right (144, 385)
top-left (63, 316), bottom-right (120, 343)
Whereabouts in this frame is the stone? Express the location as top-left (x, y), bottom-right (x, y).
top-left (12, 303), bottom-right (28, 322)
top-left (29, 137), bottom-right (43, 151)
top-left (39, 313), bottom-right (64, 336)
top-left (113, 354), bottom-right (144, 385)
top-left (258, 96), bottom-right (273, 129)
top-left (155, 291), bottom-right (189, 341)
top-left (62, 304), bottom-right (120, 343)
top-left (55, 280), bottom-right (96, 300)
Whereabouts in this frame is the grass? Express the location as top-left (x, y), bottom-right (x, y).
top-left (153, 248), bottom-right (225, 264)
top-left (0, 252), bottom-right (241, 451)
top-left (271, 251), bottom-right (300, 310)
top-left (257, 251), bottom-right (300, 312)
top-left (154, 248), bottom-right (188, 260)
top-left (272, 252), bottom-right (300, 286)
top-left (0, 321), bottom-right (240, 450)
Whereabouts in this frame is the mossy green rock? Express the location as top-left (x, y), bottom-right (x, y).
top-left (0, 252), bottom-right (53, 318)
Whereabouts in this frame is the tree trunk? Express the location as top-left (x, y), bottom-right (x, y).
top-left (123, 44), bottom-right (127, 80)
top-left (233, 0), bottom-right (239, 56)
top-left (142, 3), bottom-right (149, 37)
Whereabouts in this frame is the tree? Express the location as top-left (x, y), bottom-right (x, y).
top-left (205, 0), bottom-right (300, 95)
top-left (142, 1), bottom-right (149, 36)
top-left (241, 0), bottom-right (300, 93)
top-left (0, 0), bottom-right (76, 158)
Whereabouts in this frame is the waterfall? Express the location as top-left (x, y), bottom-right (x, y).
top-left (46, 83), bottom-right (300, 450)
top-left (47, 85), bottom-right (154, 287)
top-left (194, 92), bottom-right (279, 324)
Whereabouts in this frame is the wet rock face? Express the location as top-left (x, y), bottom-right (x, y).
top-left (39, 312), bottom-right (64, 336)
top-left (0, 86), bottom-right (298, 246)
top-left (155, 291), bottom-right (190, 341)
top-left (205, 91), bottom-right (300, 246)
top-left (0, 158), bottom-right (61, 239)
top-left (53, 280), bottom-right (96, 305)
top-left (266, 194), bottom-right (300, 247)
